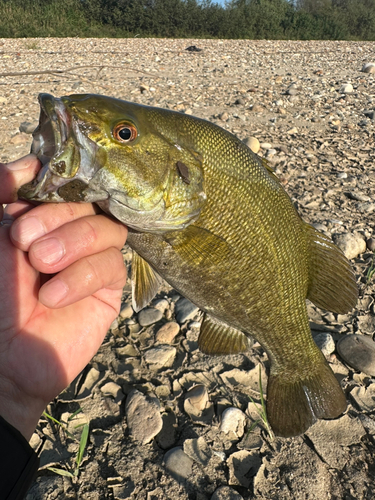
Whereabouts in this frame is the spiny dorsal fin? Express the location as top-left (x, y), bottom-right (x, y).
top-left (198, 314), bottom-right (251, 355)
top-left (164, 225), bottom-right (231, 267)
top-left (305, 223), bottom-right (358, 313)
top-left (131, 250), bottom-right (162, 312)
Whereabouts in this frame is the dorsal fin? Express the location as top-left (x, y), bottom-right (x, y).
top-left (198, 314), bottom-right (251, 355)
top-left (305, 223), bottom-right (358, 313)
top-left (131, 250), bottom-right (162, 312)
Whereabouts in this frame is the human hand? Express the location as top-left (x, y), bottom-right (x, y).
top-left (0, 155), bottom-right (127, 440)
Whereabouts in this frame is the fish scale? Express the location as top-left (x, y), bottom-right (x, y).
top-left (19, 93), bottom-right (358, 437)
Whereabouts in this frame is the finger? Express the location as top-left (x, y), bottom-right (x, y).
top-left (3, 200), bottom-right (36, 221)
top-left (38, 246), bottom-right (127, 309)
top-left (27, 214), bottom-right (128, 274)
top-left (0, 155), bottom-right (41, 204)
top-left (10, 202), bottom-right (99, 250)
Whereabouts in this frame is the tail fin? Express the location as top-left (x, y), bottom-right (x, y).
top-left (267, 360), bottom-right (346, 438)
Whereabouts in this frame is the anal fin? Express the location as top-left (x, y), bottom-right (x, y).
top-left (198, 314), bottom-right (251, 355)
top-left (131, 250), bottom-right (162, 312)
top-left (267, 356), bottom-right (347, 438)
top-left (306, 224), bottom-right (358, 313)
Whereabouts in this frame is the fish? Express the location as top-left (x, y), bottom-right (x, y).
top-left (19, 93), bottom-right (358, 437)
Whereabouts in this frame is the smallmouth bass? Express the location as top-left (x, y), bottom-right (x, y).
top-left (19, 94), bottom-right (358, 437)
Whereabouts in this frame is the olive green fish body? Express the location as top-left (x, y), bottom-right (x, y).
top-left (19, 94), bottom-right (358, 437)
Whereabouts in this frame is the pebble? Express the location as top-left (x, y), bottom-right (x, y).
top-left (9, 133), bottom-right (29, 145)
top-left (331, 232), bottom-right (366, 259)
top-left (361, 62), bottom-right (375, 73)
top-left (164, 447), bottom-right (193, 481)
top-left (19, 121), bottom-right (38, 134)
top-left (243, 136), bottom-right (260, 154)
top-left (337, 335), bottom-right (375, 376)
top-left (138, 307), bottom-right (163, 326)
top-left (227, 450), bottom-right (262, 488)
top-left (339, 83), bottom-right (353, 93)
top-left (183, 436), bottom-right (212, 466)
top-left (174, 297), bottom-right (199, 324)
top-left (152, 298), bottom-right (169, 312)
top-left (100, 381), bottom-right (124, 403)
top-left (350, 385), bottom-right (375, 412)
top-left (119, 302), bottom-right (133, 319)
top-left (184, 384), bottom-right (209, 412)
top-left (260, 142), bottom-right (272, 150)
top-left (337, 172), bottom-right (348, 179)
top-left (366, 237), bottom-right (375, 251)
top-left (143, 345), bottom-right (176, 366)
top-left (125, 390), bottom-right (163, 444)
top-left (156, 411), bottom-right (177, 449)
top-left (211, 486), bottom-right (244, 500)
top-left (155, 321), bottom-right (180, 343)
top-left (220, 407), bottom-right (247, 439)
top-left (357, 315), bottom-right (375, 335)
top-left (314, 332), bottom-right (336, 358)
top-left (77, 367), bottom-right (102, 398)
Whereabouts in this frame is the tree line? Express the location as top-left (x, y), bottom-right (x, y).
top-left (0, 0), bottom-right (375, 40)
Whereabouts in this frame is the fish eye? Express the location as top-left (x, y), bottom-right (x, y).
top-left (113, 123), bottom-right (138, 143)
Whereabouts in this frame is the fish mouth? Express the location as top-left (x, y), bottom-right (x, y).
top-left (18, 93), bottom-right (106, 203)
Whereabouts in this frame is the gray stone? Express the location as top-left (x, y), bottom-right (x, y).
top-left (211, 486), bottom-right (244, 500)
top-left (366, 238), bottom-right (375, 251)
top-left (100, 381), bottom-right (124, 403)
top-left (155, 321), bottom-right (180, 343)
top-left (156, 411), bottom-right (177, 449)
top-left (144, 345), bottom-right (176, 366)
top-left (19, 121), bottom-right (38, 134)
top-left (77, 367), bottom-right (102, 399)
top-left (119, 302), bottom-right (133, 319)
top-left (314, 332), bottom-right (335, 358)
top-left (125, 390), bottom-right (162, 444)
top-left (175, 297), bottom-right (199, 323)
top-left (227, 450), bottom-right (262, 488)
top-left (164, 447), bottom-right (193, 481)
top-left (350, 385), bottom-right (375, 412)
top-left (361, 62), bottom-right (375, 73)
top-left (357, 315), bottom-right (375, 335)
top-left (152, 298), bottom-right (169, 312)
top-left (220, 407), bottom-right (247, 439)
top-left (138, 307), bottom-right (163, 326)
top-left (339, 83), bottom-right (353, 93)
top-left (243, 136), bottom-right (260, 153)
top-left (337, 335), bottom-right (375, 376)
top-left (331, 232), bottom-right (366, 259)
top-left (183, 437), bottom-right (212, 466)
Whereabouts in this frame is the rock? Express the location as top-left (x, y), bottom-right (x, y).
top-left (156, 411), bottom-right (177, 449)
top-left (357, 315), bottom-right (375, 335)
top-left (339, 83), bottom-right (353, 93)
top-left (220, 407), bottom-right (247, 439)
top-left (143, 345), bottom-right (176, 366)
top-left (125, 390), bottom-right (162, 444)
top-left (331, 232), bottom-right (366, 259)
top-left (251, 104), bottom-right (264, 112)
top-left (184, 384), bottom-right (209, 412)
top-left (227, 450), bottom-right (262, 488)
top-left (366, 237), bottom-right (375, 251)
top-left (260, 142), bottom-right (272, 150)
top-left (152, 298), bottom-right (169, 312)
top-left (243, 136), bottom-right (260, 154)
top-left (155, 321), bottom-right (180, 343)
top-left (185, 45), bottom-right (202, 52)
top-left (314, 332), bottom-right (335, 358)
top-left (9, 133), bottom-right (29, 145)
top-left (361, 62), bottom-right (375, 73)
top-left (100, 381), bottom-right (124, 403)
top-left (211, 486), bottom-right (244, 500)
top-left (164, 447), bottom-right (193, 481)
top-left (337, 335), bottom-right (375, 376)
top-left (306, 415), bottom-right (366, 468)
top-left (349, 385), bottom-right (375, 412)
top-left (219, 112), bottom-right (229, 121)
top-left (19, 121), bottom-right (38, 134)
top-left (138, 307), bottom-right (163, 326)
top-left (175, 297), bottom-right (199, 323)
top-left (77, 366), bottom-right (102, 398)
top-left (119, 302), bottom-right (133, 319)
top-left (183, 436), bottom-right (212, 466)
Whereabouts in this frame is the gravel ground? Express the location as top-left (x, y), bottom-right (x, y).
top-left (1, 38), bottom-right (375, 500)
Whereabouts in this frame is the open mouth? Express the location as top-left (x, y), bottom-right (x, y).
top-left (18, 94), bottom-right (101, 203)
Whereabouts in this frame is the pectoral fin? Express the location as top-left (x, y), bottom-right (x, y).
top-left (305, 224), bottom-right (358, 313)
top-left (198, 314), bottom-right (251, 355)
top-left (131, 250), bottom-right (162, 312)
top-left (164, 225), bottom-right (231, 267)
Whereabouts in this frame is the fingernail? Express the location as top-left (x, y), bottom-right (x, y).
top-left (6, 154), bottom-right (37, 171)
top-left (11, 216), bottom-right (46, 246)
top-left (40, 279), bottom-right (69, 307)
top-left (32, 237), bottom-right (65, 265)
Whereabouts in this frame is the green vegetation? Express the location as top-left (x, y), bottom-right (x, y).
top-left (247, 365), bottom-right (274, 441)
top-left (43, 410), bottom-right (90, 479)
top-left (0, 0), bottom-right (375, 39)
